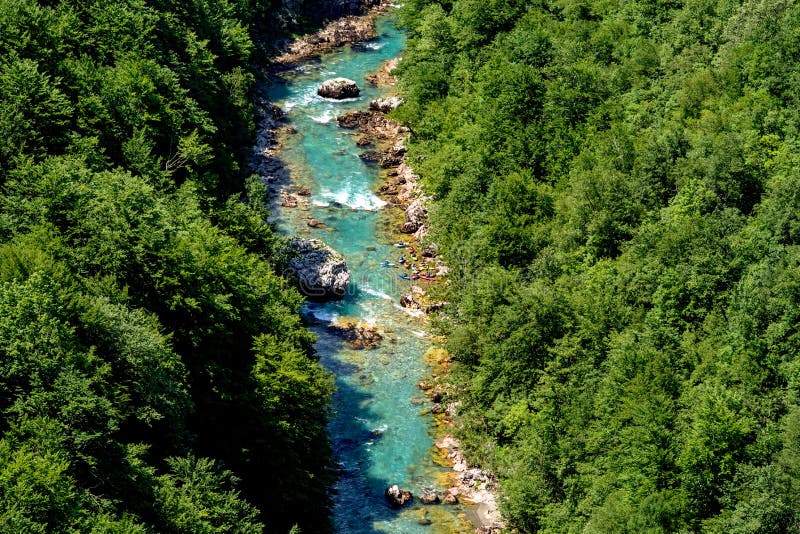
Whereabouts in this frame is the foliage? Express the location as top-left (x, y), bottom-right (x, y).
top-left (0, 0), bottom-right (335, 531)
top-left (398, 0), bottom-right (800, 530)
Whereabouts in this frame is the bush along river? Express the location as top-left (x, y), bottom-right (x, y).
top-left (262, 11), bottom-right (478, 534)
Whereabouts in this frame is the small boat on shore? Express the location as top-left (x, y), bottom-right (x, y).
top-left (393, 242), bottom-right (409, 248)
top-left (381, 261), bottom-right (397, 267)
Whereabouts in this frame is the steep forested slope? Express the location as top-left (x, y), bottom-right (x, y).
top-left (0, 0), bottom-right (338, 531)
top-left (396, 0), bottom-right (800, 531)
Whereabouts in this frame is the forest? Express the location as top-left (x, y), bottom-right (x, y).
top-left (396, 0), bottom-right (800, 531)
top-left (0, 0), bottom-right (339, 531)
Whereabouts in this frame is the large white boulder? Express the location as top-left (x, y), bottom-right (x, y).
top-left (288, 238), bottom-right (350, 300)
top-left (317, 77), bottom-right (360, 99)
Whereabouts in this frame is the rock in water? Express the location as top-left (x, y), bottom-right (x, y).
top-left (328, 319), bottom-right (383, 349)
top-left (385, 484), bottom-right (413, 508)
top-left (421, 491), bottom-right (440, 504)
top-left (288, 238), bottom-right (350, 301)
top-left (318, 77), bottom-right (360, 99)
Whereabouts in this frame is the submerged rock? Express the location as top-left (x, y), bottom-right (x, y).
top-left (385, 484), bottom-right (413, 508)
top-left (328, 319), bottom-right (383, 349)
top-left (288, 238), bottom-right (350, 301)
top-left (318, 77), bottom-right (361, 99)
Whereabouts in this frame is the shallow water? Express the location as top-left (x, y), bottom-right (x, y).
top-left (267, 15), bottom-right (472, 534)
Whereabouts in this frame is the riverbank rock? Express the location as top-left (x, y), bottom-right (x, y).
top-left (435, 435), bottom-right (504, 528)
top-left (337, 110), bottom-right (370, 129)
top-left (337, 110), bottom-right (406, 140)
top-left (379, 144), bottom-right (407, 168)
top-left (273, 4), bottom-right (387, 65)
top-left (400, 294), bottom-right (420, 309)
top-left (318, 77), bottom-right (360, 99)
top-left (385, 485), bottom-right (413, 508)
top-left (329, 319), bottom-right (382, 349)
top-left (366, 57), bottom-right (400, 86)
top-left (401, 198), bottom-right (427, 234)
top-left (369, 96), bottom-right (403, 113)
top-left (288, 238), bottom-right (350, 301)
top-left (422, 243), bottom-right (438, 257)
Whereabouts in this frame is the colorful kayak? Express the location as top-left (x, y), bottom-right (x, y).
top-left (399, 273), bottom-right (412, 280)
top-left (393, 242), bottom-right (408, 248)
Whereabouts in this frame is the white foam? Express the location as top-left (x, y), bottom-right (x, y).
top-left (363, 42), bottom-right (385, 50)
top-left (318, 96), bottom-right (360, 103)
top-left (311, 199), bottom-right (331, 207)
top-left (306, 308), bottom-right (339, 323)
top-left (283, 90), bottom-right (317, 110)
top-left (320, 188), bottom-right (387, 211)
top-left (394, 303), bottom-right (425, 317)
top-left (360, 286), bottom-right (393, 301)
top-left (309, 109), bottom-right (336, 123)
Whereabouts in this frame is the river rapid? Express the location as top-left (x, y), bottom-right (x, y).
top-left (266, 13), bottom-right (474, 534)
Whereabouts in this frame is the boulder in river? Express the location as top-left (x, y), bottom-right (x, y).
top-left (385, 484), bottom-right (413, 508)
top-left (421, 491), bottom-right (440, 504)
top-left (318, 77), bottom-right (360, 99)
top-left (288, 238), bottom-right (350, 301)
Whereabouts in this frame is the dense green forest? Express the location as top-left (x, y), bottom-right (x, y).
top-left (0, 0), bottom-right (338, 531)
top-left (396, 0), bottom-right (800, 531)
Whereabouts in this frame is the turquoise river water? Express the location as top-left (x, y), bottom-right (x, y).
top-left (267, 14), bottom-right (473, 534)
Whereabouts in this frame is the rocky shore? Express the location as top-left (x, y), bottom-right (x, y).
top-left (423, 348), bottom-right (505, 533)
top-left (273, 0), bottom-right (391, 66)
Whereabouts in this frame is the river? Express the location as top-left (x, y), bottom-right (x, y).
top-left (266, 12), bottom-right (474, 534)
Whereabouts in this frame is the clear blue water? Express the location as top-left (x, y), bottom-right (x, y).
top-left (267, 16), bottom-right (473, 534)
